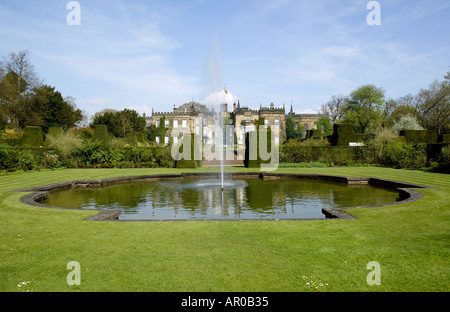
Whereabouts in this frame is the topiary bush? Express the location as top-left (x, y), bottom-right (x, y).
top-left (400, 130), bottom-right (438, 144)
top-left (21, 126), bottom-right (44, 147)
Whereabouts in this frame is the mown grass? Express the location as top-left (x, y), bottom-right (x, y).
top-left (0, 167), bottom-right (449, 292)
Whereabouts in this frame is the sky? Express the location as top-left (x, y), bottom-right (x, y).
top-left (0, 0), bottom-right (449, 119)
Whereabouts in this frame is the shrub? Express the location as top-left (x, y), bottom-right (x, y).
top-left (0, 144), bottom-right (38, 171)
top-left (362, 128), bottom-right (398, 164)
top-left (382, 141), bottom-right (427, 169)
top-left (46, 131), bottom-right (83, 158)
top-left (437, 145), bottom-right (450, 173)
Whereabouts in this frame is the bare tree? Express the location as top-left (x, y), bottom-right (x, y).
top-left (2, 50), bottom-right (40, 94)
top-left (319, 94), bottom-right (345, 124)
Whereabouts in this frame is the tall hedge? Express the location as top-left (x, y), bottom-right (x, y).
top-left (93, 125), bottom-right (109, 146)
top-left (400, 130), bottom-right (438, 144)
top-left (329, 124), bottom-right (357, 146)
top-left (175, 133), bottom-right (202, 168)
top-left (21, 126), bottom-right (44, 147)
top-left (244, 126), bottom-right (273, 168)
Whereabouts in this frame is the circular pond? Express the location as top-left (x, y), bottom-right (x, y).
top-left (39, 176), bottom-right (402, 220)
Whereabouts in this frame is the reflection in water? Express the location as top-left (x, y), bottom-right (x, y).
top-left (42, 177), bottom-right (400, 220)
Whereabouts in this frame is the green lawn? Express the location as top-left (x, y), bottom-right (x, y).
top-left (0, 167), bottom-right (449, 292)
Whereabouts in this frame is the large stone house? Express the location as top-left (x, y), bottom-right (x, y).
top-left (148, 101), bottom-right (320, 148)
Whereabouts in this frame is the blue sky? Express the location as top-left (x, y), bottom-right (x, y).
top-left (0, 0), bottom-right (449, 118)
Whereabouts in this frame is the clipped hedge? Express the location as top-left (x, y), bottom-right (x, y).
top-left (244, 127), bottom-right (273, 168)
top-left (329, 123), bottom-right (357, 146)
top-left (438, 134), bottom-right (450, 144)
top-left (280, 140), bottom-right (360, 166)
top-left (400, 130), bottom-right (438, 144)
top-left (21, 126), bottom-right (44, 147)
top-left (175, 133), bottom-right (202, 168)
top-left (93, 125), bottom-right (109, 145)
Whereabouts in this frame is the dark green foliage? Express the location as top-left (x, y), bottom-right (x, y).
top-left (126, 132), bottom-right (145, 146)
top-left (146, 116), bottom-right (168, 143)
top-left (305, 130), bottom-right (322, 139)
top-left (280, 139), bottom-right (359, 166)
top-left (315, 117), bottom-right (333, 137)
top-left (21, 85), bottom-right (83, 132)
top-left (0, 144), bottom-right (38, 171)
top-left (21, 126), bottom-right (44, 147)
top-left (437, 145), bottom-right (450, 173)
top-left (438, 134), bottom-right (450, 143)
top-left (47, 127), bottom-right (63, 138)
top-left (244, 118), bottom-right (273, 168)
top-left (400, 130), bottom-right (438, 144)
top-left (175, 133), bottom-right (202, 168)
top-left (93, 125), bottom-right (109, 145)
top-left (381, 142), bottom-right (427, 169)
top-left (285, 114), bottom-right (304, 140)
top-left (329, 124), bottom-right (356, 146)
top-left (90, 109), bottom-right (146, 138)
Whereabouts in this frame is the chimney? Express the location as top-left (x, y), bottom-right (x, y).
top-left (173, 104), bottom-right (177, 113)
top-left (270, 103), bottom-right (274, 110)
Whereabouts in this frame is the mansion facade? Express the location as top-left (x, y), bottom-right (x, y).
top-left (147, 101), bottom-right (320, 147)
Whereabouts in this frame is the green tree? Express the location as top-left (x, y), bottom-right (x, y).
top-left (23, 85), bottom-right (83, 132)
top-left (91, 109), bottom-right (146, 138)
top-left (415, 77), bottom-right (449, 134)
top-left (0, 50), bottom-right (41, 129)
top-left (285, 114), bottom-right (304, 140)
top-left (342, 84), bottom-right (385, 133)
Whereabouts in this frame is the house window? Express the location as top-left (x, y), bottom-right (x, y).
top-left (304, 123), bottom-right (308, 131)
top-left (155, 120), bottom-right (160, 127)
top-left (155, 136), bottom-right (160, 144)
top-left (165, 120), bottom-right (169, 128)
top-left (246, 116), bottom-right (250, 122)
top-left (182, 120), bottom-right (187, 128)
top-left (264, 119), bottom-right (269, 128)
top-left (275, 119), bottom-right (279, 129)
top-left (164, 136), bottom-right (169, 146)
top-left (173, 120), bottom-right (178, 128)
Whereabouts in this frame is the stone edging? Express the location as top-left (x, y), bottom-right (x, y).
top-left (15, 173), bottom-right (430, 222)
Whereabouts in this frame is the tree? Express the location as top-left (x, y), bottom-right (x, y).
top-left (415, 78), bottom-right (449, 134)
top-left (392, 115), bottom-right (424, 133)
top-left (342, 85), bottom-right (385, 133)
top-left (319, 95), bottom-right (345, 124)
top-left (90, 108), bottom-right (146, 137)
top-left (0, 50), bottom-right (41, 129)
top-left (22, 85), bottom-right (83, 132)
top-left (285, 114), bottom-right (304, 140)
